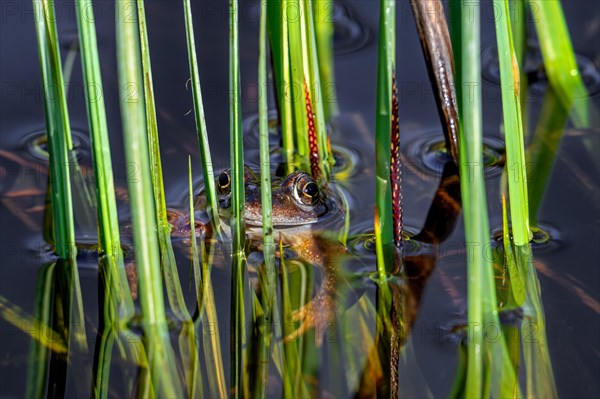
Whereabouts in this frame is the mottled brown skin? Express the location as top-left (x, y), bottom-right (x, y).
top-left (213, 168), bottom-right (346, 344)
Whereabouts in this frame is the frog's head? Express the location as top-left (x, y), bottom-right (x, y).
top-left (214, 168), bottom-right (343, 234)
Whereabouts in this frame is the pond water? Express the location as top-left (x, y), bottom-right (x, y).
top-left (0, 0), bottom-right (598, 397)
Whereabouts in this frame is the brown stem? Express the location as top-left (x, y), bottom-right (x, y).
top-left (410, 0), bottom-right (460, 164)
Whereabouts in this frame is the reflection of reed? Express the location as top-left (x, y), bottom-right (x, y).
top-left (357, 161), bottom-right (462, 398)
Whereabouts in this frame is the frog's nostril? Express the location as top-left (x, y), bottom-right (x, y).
top-left (219, 197), bottom-right (231, 209)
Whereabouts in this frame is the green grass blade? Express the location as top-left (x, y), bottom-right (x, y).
top-left (115, 1), bottom-right (181, 396)
top-left (518, 245), bottom-right (557, 397)
top-left (229, 0), bottom-right (245, 255)
top-left (456, 2), bottom-right (521, 397)
top-left (136, 7), bottom-right (200, 395)
top-left (33, 2), bottom-right (91, 391)
top-left (510, 0), bottom-right (528, 126)
top-left (495, 4), bottom-right (557, 394)
top-left (136, 0), bottom-right (191, 322)
top-left (493, 0), bottom-right (530, 245)
top-left (287, 0), bottom-right (310, 166)
top-left (502, 195), bottom-right (525, 306)
top-left (229, 0), bottom-right (247, 396)
top-left (279, 238), bottom-right (310, 398)
top-left (33, 0), bottom-right (76, 259)
top-left (183, 0), bottom-right (219, 228)
top-left (25, 263), bottom-right (56, 399)
top-left (252, 2), bottom-right (277, 396)
top-left (526, 87), bottom-right (568, 226)
top-left (74, 0), bottom-right (133, 318)
top-left (304, 0), bottom-right (332, 176)
top-left (280, 0), bottom-right (296, 172)
top-left (188, 158), bottom-right (227, 398)
top-left (1, 293), bottom-right (67, 354)
top-left (528, 0), bottom-right (589, 127)
top-left (186, 156), bottom-right (204, 397)
top-left (375, 0), bottom-right (395, 270)
top-left (267, 0), bottom-right (295, 172)
top-left (92, 324), bottom-right (115, 398)
top-left (314, 0), bottom-right (338, 120)
top-left (459, 5), bottom-right (485, 395)
top-left (259, 0), bottom-right (275, 313)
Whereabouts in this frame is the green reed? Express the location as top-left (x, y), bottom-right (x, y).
top-left (314, 0), bottom-right (338, 120)
top-left (32, 1), bottom-right (91, 395)
top-left (526, 88), bottom-right (568, 226)
top-left (183, 0), bottom-right (219, 228)
top-left (304, 0), bottom-right (332, 173)
top-left (495, 0), bottom-right (557, 395)
top-left (189, 190), bottom-right (228, 398)
top-left (135, 10), bottom-right (201, 390)
top-left (184, 157), bottom-right (203, 396)
top-left (182, 2), bottom-right (227, 395)
top-left (374, 0), bottom-right (395, 269)
top-left (74, 0), bottom-right (133, 318)
top-left (25, 264), bottom-right (56, 399)
top-left (371, 1), bottom-right (403, 396)
top-left (252, 1), bottom-right (279, 396)
top-left (229, 0), bottom-right (247, 396)
top-left (267, 0), bottom-right (295, 173)
top-left (493, 0), bottom-right (530, 245)
top-left (529, 0), bottom-right (589, 128)
top-left (268, 0), bottom-right (331, 177)
top-left (74, 1), bottom-right (140, 395)
top-left (510, 0), bottom-right (528, 124)
top-left (115, 1), bottom-right (180, 396)
top-left (136, 0), bottom-right (191, 323)
top-left (33, 0), bottom-right (76, 260)
top-left (279, 239), bottom-right (310, 398)
top-left (454, 1), bottom-right (519, 397)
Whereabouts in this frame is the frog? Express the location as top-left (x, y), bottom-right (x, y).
top-left (204, 167), bottom-right (348, 345)
top-left (210, 167), bottom-right (344, 238)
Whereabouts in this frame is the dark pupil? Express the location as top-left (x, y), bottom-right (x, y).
top-left (218, 173), bottom-right (230, 189)
top-left (303, 182), bottom-right (319, 197)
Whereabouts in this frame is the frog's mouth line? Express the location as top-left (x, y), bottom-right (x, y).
top-left (243, 197), bottom-right (344, 233)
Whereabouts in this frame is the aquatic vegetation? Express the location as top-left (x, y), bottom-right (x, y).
top-left (1, 0), bottom-right (596, 397)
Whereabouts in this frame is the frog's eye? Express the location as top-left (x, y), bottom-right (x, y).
top-left (216, 171), bottom-right (231, 195)
top-left (295, 175), bottom-right (320, 205)
top-left (166, 210), bottom-right (179, 224)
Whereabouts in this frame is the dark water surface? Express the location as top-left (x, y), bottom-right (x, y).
top-left (1, 0), bottom-right (599, 397)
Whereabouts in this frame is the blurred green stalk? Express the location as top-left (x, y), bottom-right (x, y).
top-left (115, 1), bottom-right (181, 396)
top-left (229, 0), bottom-right (247, 396)
top-left (183, 0), bottom-right (220, 229)
top-left (526, 87), bottom-right (567, 226)
top-left (493, 0), bottom-right (530, 245)
top-left (136, 0), bottom-right (191, 322)
top-left (252, 1), bottom-right (279, 396)
top-left (314, 0), bottom-right (338, 120)
top-left (33, 0), bottom-right (76, 260)
top-left (456, 1), bottom-right (518, 397)
top-left (74, 0), bottom-right (133, 318)
top-left (528, 0), bottom-right (589, 127)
